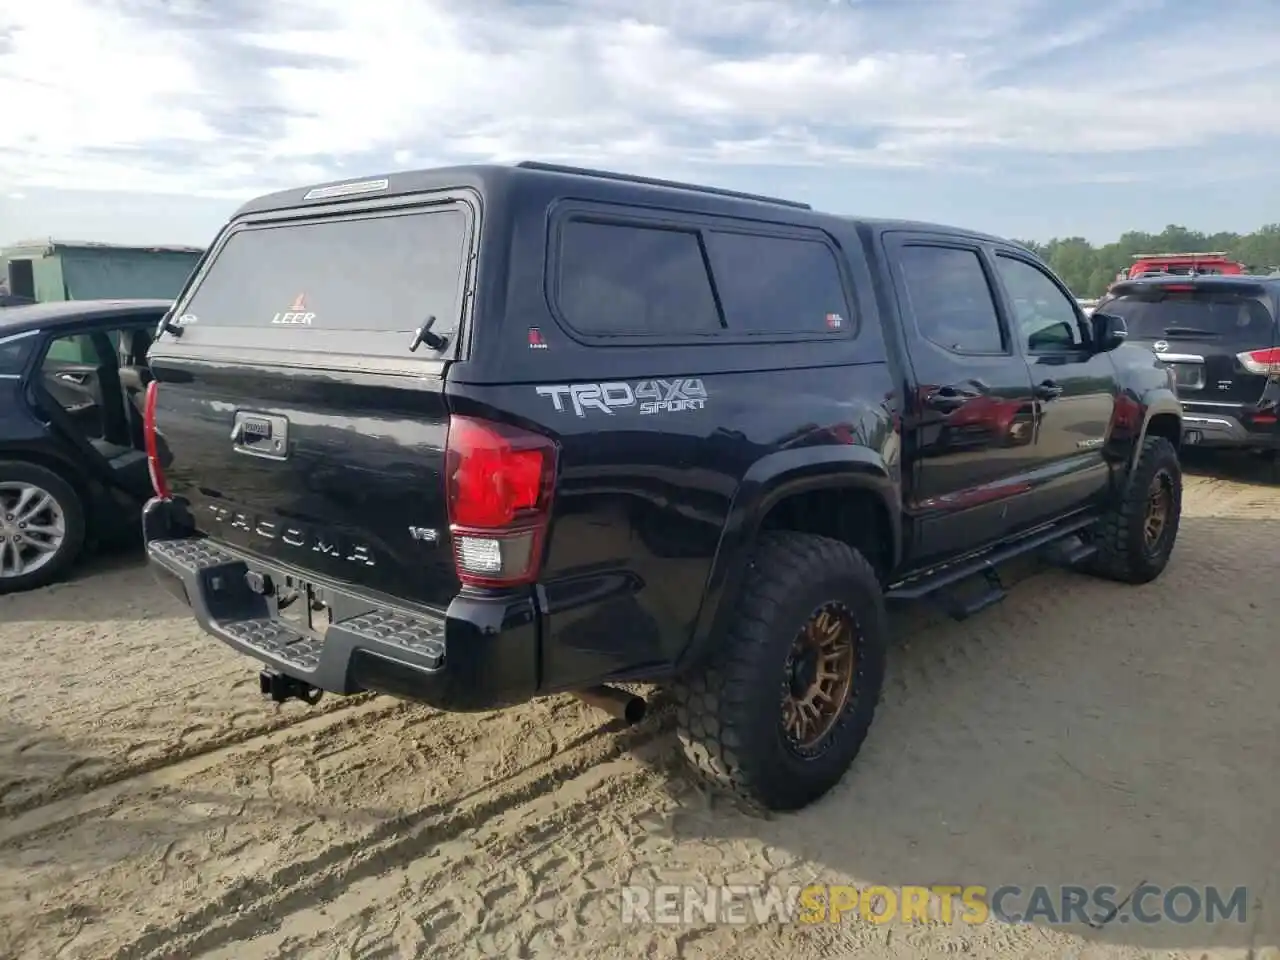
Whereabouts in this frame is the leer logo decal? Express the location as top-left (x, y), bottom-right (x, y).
top-left (536, 379), bottom-right (708, 417)
top-left (272, 292), bottom-right (315, 326)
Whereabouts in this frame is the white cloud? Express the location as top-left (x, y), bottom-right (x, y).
top-left (1, 0), bottom-right (1279, 198)
top-left (0, 0), bottom-right (217, 191)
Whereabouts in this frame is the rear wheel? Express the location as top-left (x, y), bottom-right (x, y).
top-left (1085, 436), bottom-right (1181, 584)
top-left (674, 532), bottom-right (888, 812)
top-left (0, 461), bottom-right (87, 594)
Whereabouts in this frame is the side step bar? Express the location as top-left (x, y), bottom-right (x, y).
top-left (1041, 533), bottom-right (1098, 568)
top-left (940, 567), bottom-right (1006, 622)
top-left (886, 514), bottom-right (1099, 619)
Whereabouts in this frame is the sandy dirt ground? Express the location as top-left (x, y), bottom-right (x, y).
top-left (2, 451), bottom-right (1279, 960)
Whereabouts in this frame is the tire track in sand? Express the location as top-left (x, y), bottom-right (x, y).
top-left (203, 755), bottom-right (677, 960)
top-left (0, 692), bottom-right (378, 818)
top-left (107, 705), bottom-right (674, 960)
top-left (2, 690), bottom-right (659, 960)
top-left (0, 696), bottom-right (416, 850)
top-left (0, 549), bottom-right (383, 818)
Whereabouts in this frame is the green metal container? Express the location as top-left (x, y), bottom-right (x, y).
top-left (1, 238), bottom-right (203, 303)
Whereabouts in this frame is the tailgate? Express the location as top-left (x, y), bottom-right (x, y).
top-left (148, 199), bottom-right (476, 609)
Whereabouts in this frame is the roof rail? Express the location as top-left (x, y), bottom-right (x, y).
top-left (515, 160), bottom-right (812, 210)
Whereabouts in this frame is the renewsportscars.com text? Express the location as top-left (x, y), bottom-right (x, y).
top-left (619, 883), bottom-right (1249, 926)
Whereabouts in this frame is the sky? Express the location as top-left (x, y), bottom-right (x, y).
top-left (1, 0), bottom-right (1279, 249)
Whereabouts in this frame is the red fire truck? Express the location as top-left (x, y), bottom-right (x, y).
top-left (1117, 251), bottom-right (1246, 281)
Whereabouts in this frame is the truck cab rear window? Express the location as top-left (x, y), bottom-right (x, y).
top-left (181, 207), bottom-right (469, 339)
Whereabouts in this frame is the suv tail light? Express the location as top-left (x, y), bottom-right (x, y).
top-left (143, 380), bottom-right (170, 498)
top-left (1237, 347), bottom-right (1280, 377)
top-left (445, 415), bottom-right (558, 587)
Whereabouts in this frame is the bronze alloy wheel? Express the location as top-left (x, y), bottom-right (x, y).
top-left (781, 601), bottom-right (859, 754)
top-left (1143, 470), bottom-right (1173, 550)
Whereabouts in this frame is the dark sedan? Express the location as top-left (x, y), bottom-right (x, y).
top-left (0, 298), bottom-right (169, 592)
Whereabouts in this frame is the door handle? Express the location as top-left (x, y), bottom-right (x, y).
top-left (1035, 380), bottom-right (1064, 401)
top-left (925, 385), bottom-right (980, 412)
top-left (56, 372), bottom-right (89, 385)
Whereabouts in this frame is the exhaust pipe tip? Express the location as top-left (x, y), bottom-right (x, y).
top-left (621, 694), bottom-right (646, 725)
top-left (574, 685), bottom-right (647, 725)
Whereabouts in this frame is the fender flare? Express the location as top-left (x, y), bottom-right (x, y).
top-left (678, 445), bottom-right (900, 671)
top-left (1134, 386), bottom-right (1182, 470)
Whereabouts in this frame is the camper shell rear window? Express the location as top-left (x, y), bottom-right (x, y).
top-left (176, 202), bottom-right (473, 358)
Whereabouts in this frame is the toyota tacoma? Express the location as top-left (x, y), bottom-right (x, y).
top-left (141, 162), bottom-right (1184, 811)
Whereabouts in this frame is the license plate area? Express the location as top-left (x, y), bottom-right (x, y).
top-left (1169, 362), bottom-right (1205, 390)
top-left (273, 576), bottom-right (332, 639)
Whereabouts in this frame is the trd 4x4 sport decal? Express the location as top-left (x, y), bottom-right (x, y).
top-left (535, 379), bottom-right (708, 417)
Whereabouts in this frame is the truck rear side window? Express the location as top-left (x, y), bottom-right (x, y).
top-left (557, 220), bottom-right (723, 336)
top-left (555, 218), bottom-right (851, 339)
top-left (898, 246), bottom-right (1005, 354)
top-left (704, 231), bottom-right (850, 335)
top-left (181, 206), bottom-right (469, 341)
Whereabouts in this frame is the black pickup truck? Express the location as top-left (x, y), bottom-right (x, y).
top-left (141, 162), bottom-right (1184, 812)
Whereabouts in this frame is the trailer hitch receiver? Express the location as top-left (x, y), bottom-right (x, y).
top-left (259, 669), bottom-right (323, 706)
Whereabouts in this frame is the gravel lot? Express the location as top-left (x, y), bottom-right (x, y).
top-left (2, 452), bottom-right (1278, 960)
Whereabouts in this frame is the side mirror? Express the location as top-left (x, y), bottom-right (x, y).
top-left (1090, 311), bottom-right (1128, 352)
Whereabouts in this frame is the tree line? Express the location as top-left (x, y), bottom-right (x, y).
top-left (1017, 223), bottom-right (1280, 299)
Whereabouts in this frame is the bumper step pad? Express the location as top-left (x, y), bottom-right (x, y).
top-left (147, 538), bottom-right (447, 687)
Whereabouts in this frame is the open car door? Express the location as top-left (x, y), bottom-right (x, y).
top-left (28, 327), bottom-right (154, 500)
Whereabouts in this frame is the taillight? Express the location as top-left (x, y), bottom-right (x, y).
top-left (445, 415), bottom-right (557, 587)
top-left (1237, 347), bottom-right (1280, 377)
top-left (143, 380), bottom-right (170, 498)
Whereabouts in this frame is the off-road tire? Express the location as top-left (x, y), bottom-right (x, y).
top-left (673, 532), bottom-right (888, 812)
top-left (1085, 436), bottom-right (1181, 584)
top-left (0, 460), bottom-right (87, 595)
